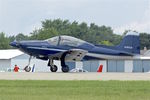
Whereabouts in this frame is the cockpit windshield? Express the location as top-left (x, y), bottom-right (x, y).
top-left (46, 35), bottom-right (93, 47)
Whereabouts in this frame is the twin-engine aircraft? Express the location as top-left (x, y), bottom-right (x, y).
top-left (10, 31), bottom-right (140, 72)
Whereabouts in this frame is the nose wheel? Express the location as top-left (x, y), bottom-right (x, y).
top-left (24, 56), bottom-right (32, 72)
top-left (24, 66), bottom-right (31, 72)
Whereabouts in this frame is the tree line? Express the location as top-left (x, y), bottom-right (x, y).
top-left (0, 19), bottom-right (150, 49)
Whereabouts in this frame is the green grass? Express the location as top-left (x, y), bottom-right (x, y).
top-left (0, 80), bottom-right (150, 100)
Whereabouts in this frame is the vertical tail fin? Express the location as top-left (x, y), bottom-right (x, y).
top-left (117, 31), bottom-right (140, 54)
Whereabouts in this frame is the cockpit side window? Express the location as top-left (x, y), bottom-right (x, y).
top-left (59, 36), bottom-right (85, 47)
top-left (60, 38), bottom-right (78, 47)
top-left (46, 36), bottom-right (59, 46)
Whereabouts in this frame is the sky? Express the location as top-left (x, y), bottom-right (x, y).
top-left (0, 0), bottom-right (150, 35)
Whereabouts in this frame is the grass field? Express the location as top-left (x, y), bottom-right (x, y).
top-left (0, 80), bottom-right (150, 100)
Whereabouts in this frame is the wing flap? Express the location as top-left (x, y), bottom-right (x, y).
top-left (65, 49), bottom-right (88, 61)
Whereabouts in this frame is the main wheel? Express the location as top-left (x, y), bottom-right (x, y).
top-left (50, 65), bottom-right (58, 72)
top-left (24, 66), bottom-right (31, 72)
top-left (62, 65), bottom-right (69, 72)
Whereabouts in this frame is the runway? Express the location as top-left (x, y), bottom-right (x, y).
top-left (0, 72), bottom-right (150, 80)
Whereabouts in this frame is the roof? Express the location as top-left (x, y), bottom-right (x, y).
top-left (133, 50), bottom-right (150, 59)
top-left (140, 50), bottom-right (148, 55)
top-left (0, 49), bottom-right (24, 59)
top-left (143, 50), bottom-right (150, 56)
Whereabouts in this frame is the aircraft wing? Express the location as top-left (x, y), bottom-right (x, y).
top-left (26, 47), bottom-right (88, 61)
top-left (50, 49), bottom-right (88, 61)
top-left (65, 49), bottom-right (88, 61)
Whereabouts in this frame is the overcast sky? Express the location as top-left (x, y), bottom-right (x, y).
top-left (0, 0), bottom-right (150, 35)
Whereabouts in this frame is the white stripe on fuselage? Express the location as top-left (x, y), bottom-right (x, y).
top-left (86, 53), bottom-right (133, 59)
top-left (27, 47), bottom-right (66, 52)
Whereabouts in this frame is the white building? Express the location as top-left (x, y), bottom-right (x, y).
top-left (0, 49), bottom-right (23, 72)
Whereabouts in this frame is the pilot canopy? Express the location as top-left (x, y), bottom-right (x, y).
top-left (46, 35), bottom-right (93, 47)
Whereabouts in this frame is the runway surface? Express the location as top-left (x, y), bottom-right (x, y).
top-left (0, 72), bottom-right (150, 80)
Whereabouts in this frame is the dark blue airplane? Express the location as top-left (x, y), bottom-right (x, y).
top-left (10, 31), bottom-right (140, 72)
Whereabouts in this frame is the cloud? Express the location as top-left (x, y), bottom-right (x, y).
top-left (114, 0), bottom-right (150, 34)
top-left (0, 0), bottom-right (93, 35)
top-left (0, 0), bottom-right (149, 35)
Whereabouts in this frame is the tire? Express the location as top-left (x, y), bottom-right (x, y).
top-left (62, 65), bottom-right (69, 73)
top-left (24, 66), bottom-right (31, 72)
top-left (50, 65), bottom-right (58, 72)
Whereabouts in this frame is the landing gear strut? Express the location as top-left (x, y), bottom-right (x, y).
top-left (24, 56), bottom-right (32, 72)
top-left (47, 52), bottom-right (70, 73)
top-left (61, 52), bottom-right (69, 72)
top-left (48, 59), bottom-right (58, 72)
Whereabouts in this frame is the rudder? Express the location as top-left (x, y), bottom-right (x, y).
top-left (117, 31), bottom-right (140, 54)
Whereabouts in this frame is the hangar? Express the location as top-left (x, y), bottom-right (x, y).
top-left (0, 49), bottom-right (150, 72)
top-left (83, 50), bottom-right (150, 73)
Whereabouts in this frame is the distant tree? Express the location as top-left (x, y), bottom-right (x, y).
top-left (31, 19), bottom-right (123, 46)
top-left (0, 19), bottom-right (149, 50)
top-left (100, 40), bottom-right (113, 46)
top-left (0, 32), bottom-right (10, 49)
top-left (30, 28), bottom-right (59, 40)
top-left (140, 33), bottom-right (150, 49)
top-left (16, 33), bottom-right (29, 41)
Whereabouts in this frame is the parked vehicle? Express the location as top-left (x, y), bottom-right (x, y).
top-left (70, 68), bottom-right (88, 72)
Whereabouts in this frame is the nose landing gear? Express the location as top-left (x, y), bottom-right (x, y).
top-left (24, 66), bottom-right (31, 72)
top-left (24, 56), bottom-right (32, 72)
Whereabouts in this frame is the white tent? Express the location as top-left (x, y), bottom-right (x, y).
top-left (0, 49), bottom-right (23, 59)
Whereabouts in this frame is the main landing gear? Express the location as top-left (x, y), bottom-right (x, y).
top-left (60, 52), bottom-right (69, 72)
top-left (24, 56), bottom-right (32, 72)
top-left (48, 52), bottom-right (69, 73)
top-left (48, 59), bottom-right (58, 72)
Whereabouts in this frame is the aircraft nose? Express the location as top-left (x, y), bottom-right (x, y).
top-left (10, 41), bottom-right (20, 48)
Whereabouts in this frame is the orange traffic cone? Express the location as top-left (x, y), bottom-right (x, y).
top-left (97, 65), bottom-right (103, 72)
